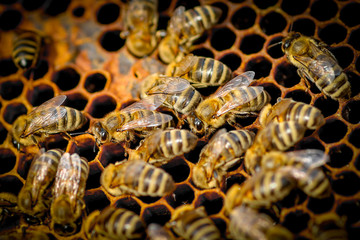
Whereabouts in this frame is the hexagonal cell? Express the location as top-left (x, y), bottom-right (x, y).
top-left (327, 144), bottom-right (353, 169)
top-left (211, 27), bottom-right (236, 51)
top-left (240, 34), bottom-right (265, 54)
top-left (274, 62), bottom-right (301, 88)
top-left (253, 0), bottom-right (277, 9)
top-left (295, 137), bottom-right (325, 152)
top-left (0, 175), bottom-right (23, 194)
top-left (0, 148), bottom-right (16, 174)
top-left (310, 0), bottom-right (338, 21)
top-left (84, 72), bottom-right (108, 93)
top-left (262, 83), bottom-right (282, 105)
top-left (0, 80), bottom-right (23, 100)
top-left (3, 102), bottom-right (27, 124)
top-left (0, 123), bottom-right (7, 145)
top-left (137, 195), bottom-right (162, 205)
top-left (190, 47), bottom-right (214, 58)
top-left (219, 53), bottom-right (241, 72)
top-left (96, 2), bottom-right (120, 25)
top-left (0, 58), bottom-right (18, 77)
top-left (336, 200), bottom-right (360, 225)
top-left (244, 56), bottom-right (272, 79)
top-left (115, 197), bottom-right (142, 215)
top-left (348, 28), bottom-right (360, 51)
top-left (307, 194), bottom-right (335, 214)
top-left (165, 184), bottom-right (195, 209)
top-left (52, 67), bottom-right (80, 91)
top-left (24, 60), bottom-right (49, 80)
top-left (84, 190), bottom-right (110, 212)
top-left (282, 210), bottom-right (310, 234)
top-left (281, 0), bottom-right (309, 15)
top-left (340, 2), bottom-right (360, 27)
top-left (26, 84), bottom-right (54, 107)
top-left (342, 100), bottom-right (360, 124)
top-left (332, 171), bottom-right (360, 196)
top-left (231, 6), bottom-right (256, 30)
top-left (318, 119), bottom-right (348, 144)
top-left (224, 173), bottom-right (247, 192)
top-left (72, 5), bottom-right (85, 18)
top-left (71, 136), bottom-right (98, 162)
top-left (260, 11), bottom-right (287, 35)
top-left (348, 71), bottom-right (360, 97)
top-left (284, 90), bottom-right (312, 104)
top-left (267, 36), bottom-right (284, 59)
top-left (329, 46), bottom-right (354, 70)
top-left (100, 30), bottom-right (125, 52)
top-left (85, 162), bottom-right (103, 190)
top-left (160, 158), bottom-right (190, 183)
top-left (292, 18), bottom-right (316, 37)
top-left (98, 143), bottom-right (126, 167)
top-left (319, 23), bottom-right (347, 45)
top-left (45, 135), bottom-right (69, 150)
top-left (87, 94), bottom-right (117, 118)
top-left (64, 92), bottom-right (88, 110)
top-left (17, 152), bottom-right (34, 180)
top-left (142, 204), bottom-right (171, 225)
top-left (211, 2), bottom-right (228, 24)
top-left (194, 192), bottom-right (223, 215)
top-left (348, 127), bottom-right (360, 149)
top-left (314, 96), bottom-right (339, 118)
top-left (0, 9), bottom-right (22, 31)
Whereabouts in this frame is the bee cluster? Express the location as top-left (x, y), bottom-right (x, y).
top-left (0, 0), bottom-right (359, 239)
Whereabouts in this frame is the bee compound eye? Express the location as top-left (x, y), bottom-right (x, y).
top-left (100, 130), bottom-right (108, 141)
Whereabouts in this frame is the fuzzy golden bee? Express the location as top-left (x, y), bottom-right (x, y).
top-left (120, 0), bottom-right (159, 57)
top-left (187, 71), bottom-right (270, 136)
top-left (128, 129), bottom-right (198, 166)
top-left (167, 205), bottom-right (221, 240)
top-left (229, 205), bottom-right (293, 240)
top-left (11, 95), bottom-right (87, 150)
top-left (50, 153), bottom-right (89, 236)
top-left (101, 160), bottom-right (175, 197)
top-left (166, 54), bottom-right (232, 88)
top-left (310, 213), bottom-right (348, 240)
top-left (147, 223), bottom-right (175, 240)
top-left (282, 32), bottom-right (351, 99)
top-left (18, 148), bottom-right (63, 218)
top-left (90, 95), bottom-right (174, 147)
top-left (192, 128), bottom-right (255, 189)
top-left (84, 206), bottom-right (146, 240)
top-left (158, 5), bottom-right (222, 64)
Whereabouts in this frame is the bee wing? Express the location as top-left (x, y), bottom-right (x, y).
top-left (121, 95), bottom-right (167, 113)
top-left (263, 98), bottom-right (293, 125)
top-left (136, 129), bottom-right (163, 157)
top-left (169, 6), bottom-right (185, 35)
top-left (173, 54), bottom-right (197, 77)
top-left (119, 113), bottom-right (173, 131)
top-left (147, 77), bottom-right (190, 94)
top-left (286, 149), bottom-right (329, 169)
top-left (213, 71), bottom-right (255, 98)
top-left (28, 95), bottom-right (67, 116)
top-left (215, 86), bottom-right (264, 117)
top-left (200, 128), bottom-right (227, 159)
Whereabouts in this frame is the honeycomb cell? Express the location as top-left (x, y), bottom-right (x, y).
top-left (190, 47), bottom-right (214, 58)
top-left (282, 210), bottom-right (310, 234)
top-left (0, 9), bottom-right (22, 31)
top-left (25, 60), bottom-right (49, 80)
top-left (285, 90), bottom-right (312, 104)
top-left (231, 6), bottom-right (256, 30)
top-left (240, 34), bottom-right (265, 54)
top-left (0, 59), bottom-right (18, 77)
top-left (260, 11), bottom-right (287, 35)
top-left (115, 197), bottom-right (142, 215)
top-left (274, 62), bottom-right (301, 88)
top-left (52, 67), bottom-right (80, 91)
top-left (0, 123), bottom-right (7, 144)
top-left (142, 205), bottom-right (171, 225)
top-left (86, 162), bottom-right (102, 190)
top-left (211, 2), bottom-right (228, 24)
top-left (194, 192), bottom-right (223, 215)
top-left (26, 84), bottom-right (54, 106)
top-left (237, 115), bottom-right (257, 127)
top-left (21, 0), bottom-right (46, 11)
top-left (332, 171), bottom-right (360, 196)
top-left (100, 30), bottom-right (125, 52)
top-left (84, 72), bottom-right (107, 93)
top-left (0, 149), bottom-right (16, 174)
top-left (348, 71), bottom-right (360, 97)
top-left (281, 0), bottom-right (309, 15)
top-left (340, 2), bottom-right (360, 27)
top-left (96, 2), bottom-right (120, 25)
top-left (314, 96), bottom-right (339, 118)
top-left (64, 92), bottom-right (88, 111)
top-left (319, 23), bottom-right (347, 45)
top-left (175, 0), bottom-right (200, 9)
top-left (224, 173), bottom-right (247, 192)
top-left (43, 0), bottom-right (71, 16)
top-left (84, 190), bottom-right (110, 212)
top-left (165, 184), bottom-right (195, 209)
top-left (267, 36), bottom-right (284, 59)
top-left (310, 0), bottom-right (338, 21)
top-left (307, 194), bottom-right (335, 214)
top-left (98, 144), bottom-right (126, 167)
top-left (211, 27), bottom-right (236, 51)
top-left (244, 56), bottom-right (272, 78)
top-left (160, 158), bottom-right (190, 183)
top-left (262, 83), bottom-right (282, 105)
top-left (72, 6), bottom-right (85, 18)
top-left (348, 127), bottom-right (360, 149)
top-left (87, 94), bottom-right (117, 118)
top-left (253, 0), bottom-right (277, 9)
top-left (292, 18), bottom-right (316, 37)
top-left (0, 80), bottom-right (23, 101)
top-left (0, 175), bottom-right (23, 194)
top-left (184, 140), bottom-right (206, 164)
top-left (328, 144), bottom-right (353, 168)
top-left (211, 217), bottom-right (227, 239)
top-left (348, 28), bottom-right (360, 51)
top-left (137, 195), bottom-right (162, 204)
top-left (342, 100), bottom-right (360, 124)
top-left (219, 53), bottom-right (241, 72)
top-left (72, 136), bottom-right (98, 162)
top-left (336, 200), bottom-right (360, 225)
top-left (3, 102), bottom-right (27, 124)
top-left (45, 135), bottom-right (69, 150)
top-left (296, 137), bottom-right (325, 151)
top-left (16, 153), bottom-right (34, 181)
top-left (318, 119), bottom-right (348, 144)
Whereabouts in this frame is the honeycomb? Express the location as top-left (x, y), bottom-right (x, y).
top-left (0, 0), bottom-right (359, 239)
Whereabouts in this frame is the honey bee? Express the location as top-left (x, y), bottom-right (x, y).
top-left (101, 160), bottom-right (175, 197)
top-left (165, 54), bottom-right (232, 88)
top-left (11, 95), bottom-right (87, 150)
top-left (90, 95), bottom-right (174, 147)
top-left (282, 32), bottom-right (351, 100)
top-left (167, 205), bottom-right (221, 240)
top-left (84, 206), bottom-right (146, 240)
top-left (0, 229), bottom-right (50, 240)
top-left (50, 153), bottom-right (89, 236)
top-left (259, 98), bottom-right (325, 130)
top-left (0, 192), bottom-right (21, 224)
top-left (147, 223), bottom-right (175, 240)
top-left (158, 5), bottom-right (222, 64)
top-left (229, 205), bottom-right (293, 240)
top-left (192, 128), bottom-right (255, 189)
top-left (244, 121), bottom-right (307, 175)
top-left (128, 129), bottom-right (198, 166)
top-left (18, 148), bottom-right (63, 218)
top-left (121, 0), bottom-right (158, 57)
top-left (187, 71), bottom-right (270, 136)
top-left (310, 213), bottom-right (348, 240)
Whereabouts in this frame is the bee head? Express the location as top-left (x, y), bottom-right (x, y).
top-left (92, 122), bottom-right (110, 146)
top-left (188, 115), bottom-right (205, 135)
top-left (126, 30), bottom-right (157, 57)
top-left (282, 32), bottom-right (302, 52)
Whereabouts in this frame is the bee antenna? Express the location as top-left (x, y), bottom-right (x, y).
top-left (70, 132), bottom-right (93, 136)
top-left (288, 21), bottom-right (294, 33)
top-left (267, 41), bottom-right (282, 50)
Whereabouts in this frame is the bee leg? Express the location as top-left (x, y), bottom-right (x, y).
top-left (226, 118), bottom-right (243, 129)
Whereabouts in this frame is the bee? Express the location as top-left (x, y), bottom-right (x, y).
top-left (84, 206), bottom-right (146, 240)
top-left (192, 128), bottom-right (255, 189)
top-left (282, 32), bottom-right (351, 100)
top-left (11, 95), bottom-right (88, 150)
top-left (128, 129), bottom-right (198, 166)
top-left (18, 148), bottom-right (63, 218)
top-left (90, 95), bottom-right (174, 147)
top-left (0, 229), bottom-right (50, 240)
top-left (261, 150), bottom-right (332, 199)
top-left (165, 54), bottom-right (232, 88)
top-left (259, 98), bottom-right (325, 130)
top-left (244, 121), bottom-right (307, 175)
top-left (229, 205), bottom-right (293, 240)
top-left (147, 223), bottom-right (175, 240)
top-left (167, 205), bottom-right (221, 240)
top-left (145, 76), bottom-right (203, 121)
top-left (50, 153), bottom-right (89, 236)
top-left (158, 5), bottom-right (222, 64)
top-left (310, 213), bottom-right (348, 240)
top-left (120, 0), bottom-right (158, 57)
top-left (0, 192), bottom-right (21, 224)
top-left (187, 71), bottom-right (270, 136)
top-left (101, 160), bottom-right (175, 197)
